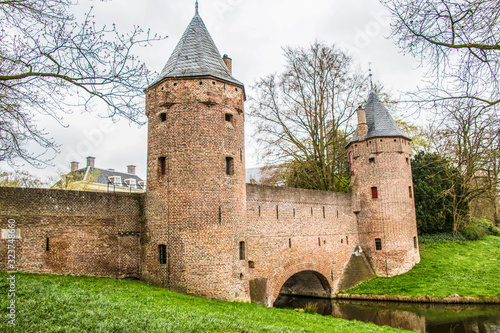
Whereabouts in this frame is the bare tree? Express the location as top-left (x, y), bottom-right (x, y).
top-left (434, 100), bottom-right (499, 231)
top-left (383, 0), bottom-right (500, 225)
top-left (249, 42), bottom-right (365, 192)
top-left (0, 0), bottom-right (164, 166)
top-left (382, 0), bottom-right (500, 108)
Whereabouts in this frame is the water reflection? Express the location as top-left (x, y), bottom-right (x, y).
top-left (274, 295), bottom-right (500, 333)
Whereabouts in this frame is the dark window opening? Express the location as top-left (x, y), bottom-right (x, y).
top-left (371, 187), bottom-right (378, 199)
top-left (346, 236), bottom-right (349, 244)
top-left (248, 261), bottom-right (255, 268)
top-left (160, 113), bottom-right (167, 122)
top-left (239, 241), bottom-right (245, 260)
top-left (293, 208), bottom-right (296, 218)
top-left (159, 245), bottom-right (167, 264)
top-left (276, 205), bottom-right (279, 219)
top-left (46, 237), bottom-right (50, 251)
top-left (240, 273), bottom-right (243, 279)
top-left (258, 206), bottom-right (261, 217)
top-left (225, 113), bottom-right (233, 123)
top-left (409, 186), bottom-right (413, 198)
top-left (159, 157), bottom-right (166, 176)
top-left (219, 206), bottom-right (222, 223)
top-left (289, 238), bottom-right (292, 248)
top-left (375, 238), bottom-right (382, 251)
top-left (406, 157), bottom-right (410, 164)
top-left (414, 236), bottom-right (417, 248)
top-left (323, 206), bottom-right (326, 218)
top-left (369, 157), bottom-right (375, 164)
top-left (173, 83), bottom-right (177, 86)
top-left (240, 148), bottom-right (243, 161)
top-left (318, 238), bottom-right (321, 246)
top-left (199, 81), bottom-right (203, 85)
top-left (341, 238), bottom-right (344, 244)
top-left (311, 207), bottom-right (313, 216)
top-left (225, 157), bottom-right (234, 175)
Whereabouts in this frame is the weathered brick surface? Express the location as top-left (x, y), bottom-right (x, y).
top-left (0, 187), bottom-right (143, 278)
top-left (347, 138), bottom-right (420, 277)
top-left (242, 184), bottom-right (364, 304)
top-left (142, 77), bottom-right (246, 300)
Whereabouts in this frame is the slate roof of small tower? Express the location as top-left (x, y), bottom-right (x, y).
top-left (150, 2), bottom-right (243, 88)
top-left (351, 91), bottom-right (410, 142)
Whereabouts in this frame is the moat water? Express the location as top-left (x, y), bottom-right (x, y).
top-left (274, 296), bottom-right (500, 332)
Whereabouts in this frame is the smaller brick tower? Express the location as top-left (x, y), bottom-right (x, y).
top-left (347, 91), bottom-right (420, 277)
top-left (142, 2), bottom-right (246, 300)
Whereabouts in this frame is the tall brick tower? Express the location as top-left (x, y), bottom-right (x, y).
top-left (347, 91), bottom-right (420, 277)
top-left (142, 2), bottom-right (246, 300)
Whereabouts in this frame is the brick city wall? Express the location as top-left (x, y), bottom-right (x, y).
top-left (0, 187), bottom-right (143, 278)
top-left (348, 137), bottom-right (420, 277)
top-left (241, 184), bottom-right (374, 304)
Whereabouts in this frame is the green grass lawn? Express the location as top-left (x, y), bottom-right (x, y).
top-left (341, 235), bottom-right (500, 298)
top-left (0, 272), bottom-right (409, 333)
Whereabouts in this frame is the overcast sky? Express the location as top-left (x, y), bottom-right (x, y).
top-left (3, 0), bottom-right (426, 182)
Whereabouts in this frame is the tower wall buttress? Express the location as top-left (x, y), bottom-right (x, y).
top-left (142, 77), bottom-right (246, 301)
top-left (348, 137), bottom-right (420, 277)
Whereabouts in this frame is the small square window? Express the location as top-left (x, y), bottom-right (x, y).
top-left (375, 238), bottom-right (382, 251)
top-left (125, 179), bottom-right (137, 188)
top-left (369, 158), bottom-right (375, 164)
top-left (109, 176), bottom-right (122, 186)
top-left (160, 113), bottom-right (167, 122)
top-left (225, 113), bottom-right (233, 123)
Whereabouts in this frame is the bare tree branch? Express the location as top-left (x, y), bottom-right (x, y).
top-left (0, 0), bottom-right (166, 166)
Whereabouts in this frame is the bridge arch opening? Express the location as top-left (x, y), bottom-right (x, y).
top-left (275, 270), bottom-right (331, 303)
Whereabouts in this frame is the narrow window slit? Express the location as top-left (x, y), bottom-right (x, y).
top-left (239, 241), bottom-right (245, 260)
top-left (159, 245), bottom-right (167, 264)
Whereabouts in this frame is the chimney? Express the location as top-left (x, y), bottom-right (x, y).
top-left (70, 162), bottom-right (79, 172)
top-left (86, 156), bottom-right (95, 168)
top-left (223, 54), bottom-right (232, 74)
top-left (127, 165), bottom-right (136, 175)
top-left (356, 106), bottom-right (369, 141)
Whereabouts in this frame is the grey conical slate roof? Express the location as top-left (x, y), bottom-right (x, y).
top-left (351, 91), bottom-right (410, 142)
top-left (149, 6), bottom-right (243, 88)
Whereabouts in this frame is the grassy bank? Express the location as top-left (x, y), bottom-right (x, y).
top-left (0, 273), bottom-right (408, 333)
top-left (341, 235), bottom-right (500, 299)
